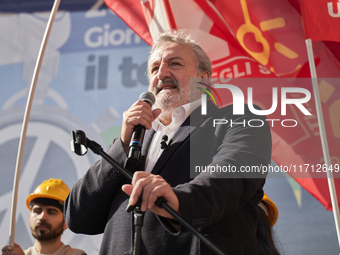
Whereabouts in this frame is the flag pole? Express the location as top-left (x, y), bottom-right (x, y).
top-left (8, 0), bottom-right (61, 247)
top-left (305, 38), bottom-right (340, 249)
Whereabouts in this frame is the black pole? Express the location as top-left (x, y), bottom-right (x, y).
top-left (133, 209), bottom-right (144, 255)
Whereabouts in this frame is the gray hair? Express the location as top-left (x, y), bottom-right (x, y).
top-left (147, 30), bottom-right (212, 77)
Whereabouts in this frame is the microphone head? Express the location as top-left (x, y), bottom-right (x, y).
top-left (139, 91), bottom-right (155, 107)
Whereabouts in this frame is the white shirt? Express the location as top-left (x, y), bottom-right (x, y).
top-left (24, 243), bottom-right (86, 255)
top-left (144, 100), bottom-right (200, 173)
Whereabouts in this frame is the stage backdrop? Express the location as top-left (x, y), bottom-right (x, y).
top-left (0, 1), bottom-right (338, 254)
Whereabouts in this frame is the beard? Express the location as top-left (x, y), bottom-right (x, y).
top-left (153, 76), bottom-right (182, 109)
top-left (31, 220), bottom-right (64, 241)
top-left (152, 76), bottom-right (202, 120)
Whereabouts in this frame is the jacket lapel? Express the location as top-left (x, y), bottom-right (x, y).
top-left (150, 124), bottom-right (192, 175)
top-left (151, 101), bottom-right (218, 175)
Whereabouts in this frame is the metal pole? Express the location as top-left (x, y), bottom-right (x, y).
top-left (8, 0), bottom-right (61, 247)
top-left (305, 38), bottom-right (340, 249)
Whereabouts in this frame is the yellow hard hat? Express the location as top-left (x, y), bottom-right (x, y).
top-left (26, 178), bottom-right (70, 210)
top-left (261, 193), bottom-right (279, 227)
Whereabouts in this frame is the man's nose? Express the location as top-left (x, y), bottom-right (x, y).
top-left (37, 211), bottom-right (48, 221)
top-left (157, 63), bottom-right (171, 80)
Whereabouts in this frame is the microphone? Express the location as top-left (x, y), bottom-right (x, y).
top-left (160, 135), bottom-right (168, 149)
top-left (127, 91), bottom-right (156, 163)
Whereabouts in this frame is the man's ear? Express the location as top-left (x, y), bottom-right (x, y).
top-left (63, 220), bottom-right (68, 230)
top-left (201, 70), bottom-right (211, 79)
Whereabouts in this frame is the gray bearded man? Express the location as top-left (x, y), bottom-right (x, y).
top-left (65, 30), bottom-right (272, 255)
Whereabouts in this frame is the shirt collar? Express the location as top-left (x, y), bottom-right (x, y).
top-left (152, 99), bottom-right (201, 131)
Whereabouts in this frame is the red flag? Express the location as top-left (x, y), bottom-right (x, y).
top-left (300, 0), bottom-right (340, 42)
top-left (104, 0), bottom-right (340, 211)
top-left (103, 0), bottom-right (152, 44)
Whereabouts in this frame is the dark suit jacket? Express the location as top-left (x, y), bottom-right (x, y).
top-left (65, 102), bottom-right (272, 255)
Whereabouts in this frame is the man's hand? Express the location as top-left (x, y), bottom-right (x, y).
top-left (121, 100), bottom-right (161, 154)
top-left (122, 172), bottom-right (179, 219)
top-left (1, 243), bottom-right (24, 255)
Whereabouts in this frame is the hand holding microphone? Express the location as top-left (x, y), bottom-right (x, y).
top-left (121, 92), bottom-right (161, 162)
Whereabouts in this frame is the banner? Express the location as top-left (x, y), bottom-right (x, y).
top-left (300, 0), bottom-right (340, 42)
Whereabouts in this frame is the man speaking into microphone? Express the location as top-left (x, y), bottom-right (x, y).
top-left (65, 30), bottom-right (272, 255)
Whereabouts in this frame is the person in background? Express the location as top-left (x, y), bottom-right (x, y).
top-left (2, 178), bottom-right (86, 255)
top-left (257, 193), bottom-right (281, 255)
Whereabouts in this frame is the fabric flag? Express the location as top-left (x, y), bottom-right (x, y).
top-left (300, 0), bottom-right (340, 42)
top-left (104, 0), bottom-right (340, 211)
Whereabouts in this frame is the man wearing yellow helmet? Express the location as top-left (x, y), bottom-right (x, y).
top-left (1, 179), bottom-right (86, 255)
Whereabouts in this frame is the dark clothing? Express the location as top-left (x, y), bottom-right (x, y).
top-left (65, 102), bottom-right (272, 255)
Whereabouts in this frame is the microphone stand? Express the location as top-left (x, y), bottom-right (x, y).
top-left (71, 130), bottom-right (226, 255)
top-left (125, 159), bottom-right (145, 255)
top-left (132, 206), bottom-right (144, 255)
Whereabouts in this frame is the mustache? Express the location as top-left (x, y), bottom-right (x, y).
top-left (156, 77), bottom-right (179, 94)
top-left (35, 221), bottom-right (52, 229)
